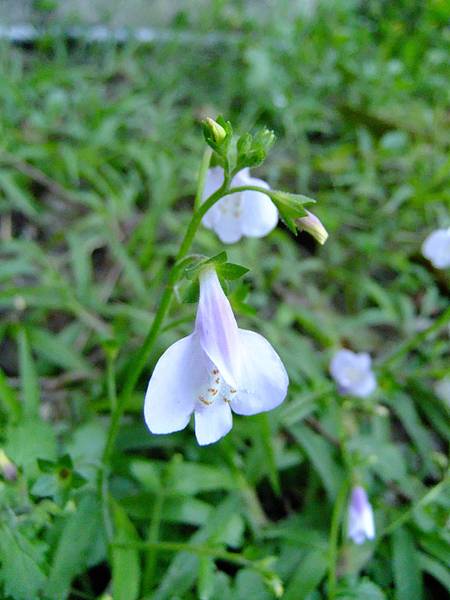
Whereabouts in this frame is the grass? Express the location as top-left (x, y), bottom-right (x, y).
top-left (0, 1), bottom-right (449, 599)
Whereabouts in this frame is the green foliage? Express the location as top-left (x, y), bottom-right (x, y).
top-left (0, 1), bottom-right (449, 599)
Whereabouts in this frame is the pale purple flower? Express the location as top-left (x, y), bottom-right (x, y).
top-left (421, 227), bottom-right (450, 269)
top-left (348, 486), bottom-right (375, 544)
top-left (330, 349), bottom-right (376, 398)
top-left (202, 167), bottom-right (278, 244)
top-left (144, 267), bottom-right (288, 445)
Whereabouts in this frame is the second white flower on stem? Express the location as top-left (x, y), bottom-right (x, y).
top-left (144, 267), bottom-right (288, 445)
top-left (202, 167), bottom-right (278, 244)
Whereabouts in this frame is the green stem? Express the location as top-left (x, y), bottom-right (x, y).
top-left (112, 539), bottom-right (264, 572)
top-left (142, 490), bottom-right (164, 591)
top-left (194, 148), bottom-right (212, 210)
top-left (107, 355), bottom-right (117, 413)
top-left (102, 172), bottom-right (232, 462)
top-left (377, 472), bottom-right (449, 542)
top-left (327, 479), bottom-right (349, 600)
top-left (379, 305), bottom-right (450, 369)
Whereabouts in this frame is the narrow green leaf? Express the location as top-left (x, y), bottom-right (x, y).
top-left (47, 494), bottom-right (103, 599)
top-left (392, 527), bottom-right (424, 600)
top-left (112, 502), bottom-right (141, 600)
top-left (284, 549), bottom-right (328, 600)
top-left (257, 413), bottom-right (280, 495)
top-left (29, 327), bottom-right (92, 374)
top-left (0, 524), bottom-right (46, 600)
top-left (419, 552), bottom-right (450, 592)
top-left (289, 424), bottom-right (343, 499)
top-left (0, 367), bottom-right (21, 421)
top-left (197, 557), bottom-right (216, 600)
top-left (0, 170), bottom-right (40, 217)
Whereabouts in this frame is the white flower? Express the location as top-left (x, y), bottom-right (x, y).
top-left (202, 167), bottom-right (278, 244)
top-left (347, 486), bottom-right (375, 544)
top-left (329, 349), bottom-right (376, 398)
top-left (421, 227), bottom-right (450, 269)
top-left (144, 267), bottom-right (288, 445)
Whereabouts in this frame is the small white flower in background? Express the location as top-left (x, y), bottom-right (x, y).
top-left (435, 377), bottom-right (450, 408)
top-left (348, 486), bottom-right (375, 544)
top-left (297, 210), bottom-right (328, 245)
top-left (330, 349), bottom-right (377, 398)
top-left (144, 267), bottom-right (288, 445)
top-left (421, 227), bottom-right (450, 269)
top-left (202, 167), bottom-right (278, 244)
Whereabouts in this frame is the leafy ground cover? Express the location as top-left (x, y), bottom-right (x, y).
top-left (0, 1), bottom-right (449, 599)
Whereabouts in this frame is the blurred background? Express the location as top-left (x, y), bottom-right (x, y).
top-left (0, 1), bottom-right (449, 599)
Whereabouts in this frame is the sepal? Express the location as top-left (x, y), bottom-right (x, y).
top-left (236, 127), bottom-right (276, 170)
top-left (268, 191), bottom-right (316, 233)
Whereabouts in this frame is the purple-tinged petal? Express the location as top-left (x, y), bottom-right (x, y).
top-left (195, 268), bottom-right (242, 387)
top-left (231, 329), bottom-right (288, 416)
top-left (348, 486), bottom-right (375, 544)
top-left (144, 333), bottom-right (207, 434)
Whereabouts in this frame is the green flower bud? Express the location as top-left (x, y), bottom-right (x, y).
top-left (203, 117), bottom-right (227, 144)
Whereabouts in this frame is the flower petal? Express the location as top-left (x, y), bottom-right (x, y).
top-left (202, 167), bottom-right (225, 229)
top-left (195, 268), bottom-right (242, 387)
top-left (194, 400), bottom-right (233, 445)
top-left (231, 329), bottom-right (288, 415)
top-left (353, 372), bottom-right (377, 398)
top-left (329, 349), bottom-right (355, 380)
top-left (210, 205), bottom-right (243, 244)
top-left (240, 177), bottom-right (278, 238)
top-left (144, 333), bottom-right (207, 434)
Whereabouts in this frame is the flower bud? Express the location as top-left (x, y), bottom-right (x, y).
top-left (203, 117), bottom-right (227, 144)
top-left (0, 449), bottom-right (17, 481)
top-left (297, 210), bottom-right (328, 245)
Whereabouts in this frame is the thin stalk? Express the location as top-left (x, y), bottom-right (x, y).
top-left (194, 147), bottom-right (212, 210)
top-left (379, 305), bottom-right (450, 369)
top-left (377, 473), bottom-right (449, 542)
top-left (102, 172), bottom-right (231, 462)
top-left (112, 539), bottom-right (263, 571)
top-left (106, 355), bottom-right (117, 413)
top-left (142, 490), bottom-right (164, 591)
